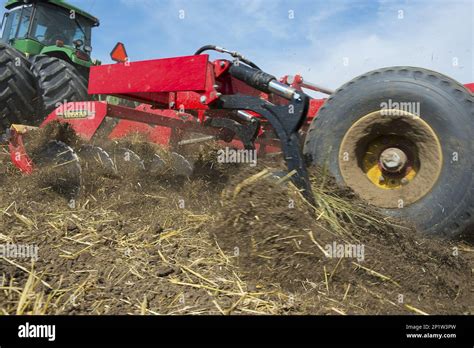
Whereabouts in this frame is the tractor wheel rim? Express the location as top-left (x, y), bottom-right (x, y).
top-left (338, 110), bottom-right (443, 208)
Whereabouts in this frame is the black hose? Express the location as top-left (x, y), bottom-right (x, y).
top-left (194, 45), bottom-right (261, 70)
top-left (236, 58), bottom-right (261, 70)
top-left (194, 45), bottom-right (218, 55)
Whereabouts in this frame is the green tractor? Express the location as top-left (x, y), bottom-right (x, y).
top-left (0, 0), bottom-right (99, 132)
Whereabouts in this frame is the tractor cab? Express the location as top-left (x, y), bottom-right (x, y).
top-left (0, 0), bottom-right (99, 67)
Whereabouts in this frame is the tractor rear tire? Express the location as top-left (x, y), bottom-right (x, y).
top-left (31, 55), bottom-right (89, 118)
top-left (0, 43), bottom-right (37, 133)
top-left (303, 66), bottom-right (473, 239)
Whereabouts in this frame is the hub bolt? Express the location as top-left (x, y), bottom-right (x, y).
top-left (380, 147), bottom-right (408, 173)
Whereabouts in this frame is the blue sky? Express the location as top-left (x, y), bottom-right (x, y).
top-left (3, 0), bottom-right (473, 88)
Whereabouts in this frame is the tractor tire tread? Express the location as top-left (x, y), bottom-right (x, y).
top-left (31, 55), bottom-right (89, 118)
top-left (0, 43), bottom-right (37, 132)
top-left (304, 66), bottom-right (474, 239)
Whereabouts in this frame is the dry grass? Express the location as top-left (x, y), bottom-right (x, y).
top-left (0, 174), bottom-right (292, 315)
top-left (0, 141), bottom-right (472, 315)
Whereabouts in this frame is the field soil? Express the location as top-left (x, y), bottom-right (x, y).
top-left (0, 125), bottom-right (472, 315)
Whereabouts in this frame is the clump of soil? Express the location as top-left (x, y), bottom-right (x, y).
top-left (212, 166), bottom-right (473, 314)
top-left (23, 121), bottom-right (83, 158)
top-left (0, 128), bottom-right (472, 315)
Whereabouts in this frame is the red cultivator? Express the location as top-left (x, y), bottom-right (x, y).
top-left (8, 44), bottom-right (331, 202)
top-left (4, 43), bottom-right (474, 238)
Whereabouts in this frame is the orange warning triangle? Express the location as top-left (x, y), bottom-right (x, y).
top-left (110, 42), bottom-right (128, 63)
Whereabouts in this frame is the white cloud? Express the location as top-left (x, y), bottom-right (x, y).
top-left (265, 0), bottom-right (473, 90)
top-left (108, 0), bottom-right (472, 90)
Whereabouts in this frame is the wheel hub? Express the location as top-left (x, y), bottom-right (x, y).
top-left (379, 147), bottom-right (408, 173)
top-left (338, 110), bottom-right (443, 208)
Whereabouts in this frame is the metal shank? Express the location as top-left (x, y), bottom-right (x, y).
top-left (216, 94), bottom-right (315, 204)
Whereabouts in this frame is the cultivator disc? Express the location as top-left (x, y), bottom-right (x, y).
top-left (149, 153), bottom-right (166, 174)
top-left (112, 147), bottom-right (146, 174)
top-left (7, 123), bottom-right (199, 201)
top-left (31, 140), bottom-right (82, 200)
top-left (170, 152), bottom-right (194, 177)
top-left (77, 145), bottom-right (117, 177)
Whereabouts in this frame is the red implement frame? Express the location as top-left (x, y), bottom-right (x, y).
top-left (7, 51), bottom-right (474, 207)
top-left (40, 55), bottom-right (325, 153)
top-left (14, 55), bottom-right (474, 173)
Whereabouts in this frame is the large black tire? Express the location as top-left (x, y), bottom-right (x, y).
top-left (304, 67), bottom-right (473, 239)
top-left (0, 43), bottom-right (37, 132)
top-left (30, 55), bottom-right (89, 118)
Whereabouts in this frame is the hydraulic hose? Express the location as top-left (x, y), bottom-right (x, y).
top-left (194, 45), bottom-right (261, 70)
top-left (194, 45), bottom-right (301, 100)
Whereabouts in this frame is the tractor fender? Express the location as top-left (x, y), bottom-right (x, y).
top-left (40, 46), bottom-right (92, 68)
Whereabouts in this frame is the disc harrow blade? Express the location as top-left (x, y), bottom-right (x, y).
top-left (112, 147), bottom-right (145, 174)
top-left (149, 153), bottom-right (166, 174)
top-left (32, 140), bottom-right (82, 200)
top-left (78, 145), bottom-right (117, 177)
top-left (170, 152), bottom-right (194, 177)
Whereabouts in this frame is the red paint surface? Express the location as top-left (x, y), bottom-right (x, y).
top-left (89, 55), bottom-right (209, 94)
top-left (42, 101), bottom-right (108, 141)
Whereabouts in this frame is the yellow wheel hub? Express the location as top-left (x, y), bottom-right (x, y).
top-left (362, 135), bottom-right (417, 189)
top-left (338, 110), bottom-right (443, 208)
